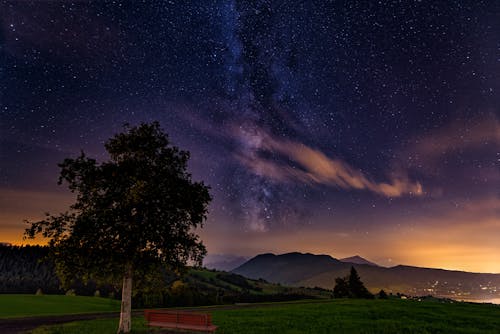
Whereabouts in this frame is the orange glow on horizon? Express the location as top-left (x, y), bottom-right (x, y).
top-left (2, 188), bottom-right (499, 274)
top-left (201, 208), bottom-right (500, 274)
top-left (0, 188), bottom-right (73, 246)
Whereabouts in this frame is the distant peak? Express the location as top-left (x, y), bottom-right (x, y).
top-left (250, 253), bottom-right (277, 260)
top-left (254, 253), bottom-right (276, 258)
top-left (249, 252), bottom-right (339, 263)
top-left (280, 252), bottom-right (334, 258)
top-left (340, 255), bottom-right (379, 267)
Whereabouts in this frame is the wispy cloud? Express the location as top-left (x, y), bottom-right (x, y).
top-left (395, 113), bottom-right (500, 198)
top-left (232, 125), bottom-right (423, 197)
top-left (407, 113), bottom-right (500, 168)
top-left (424, 196), bottom-right (500, 223)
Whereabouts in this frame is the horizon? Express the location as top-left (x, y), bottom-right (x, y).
top-left (1, 2), bottom-right (499, 275)
top-left (4, 242), bottom-right (500, 275)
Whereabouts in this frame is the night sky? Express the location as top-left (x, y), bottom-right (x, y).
top-left (1, 1), bottom-right (499, 272)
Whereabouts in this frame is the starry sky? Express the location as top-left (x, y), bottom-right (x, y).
top-left (1, 1), bottom-right (499, 273)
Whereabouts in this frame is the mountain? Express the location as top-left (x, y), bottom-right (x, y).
top-left (340, 255), bottom-right (379, 267)
top-left (203, 254), bottom-right (248, 272)
top-left (233, 252), bottom-right (343, 284)
top-left (232, 252), bottom-right (500, 301)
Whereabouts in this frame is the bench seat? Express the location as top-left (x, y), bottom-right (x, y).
top-left (144, 310), bottom-right (217, 333)
top-left (148, 321), bottom-right (217, 332)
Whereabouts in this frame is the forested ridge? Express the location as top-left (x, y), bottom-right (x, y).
top-left (0, 245), bottom-right (60, 294)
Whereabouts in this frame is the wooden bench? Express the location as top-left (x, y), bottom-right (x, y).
top-left (144, 310), bottom-right (217, 333)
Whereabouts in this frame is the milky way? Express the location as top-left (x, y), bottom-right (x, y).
top-left (1, 1), bottom-right (499, 271)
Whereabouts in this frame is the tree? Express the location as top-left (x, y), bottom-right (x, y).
top-left (333, 277), bottom-right (349, 298)
top-left (24, 122), bottom-right (211, 333)
top-left (332, 266), bottom-right (373, 299)
top-left (378, 289), bottom-right (388, 299)
top-left (348, 266), bottom-right (373, 299)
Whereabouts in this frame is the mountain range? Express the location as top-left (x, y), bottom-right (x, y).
top-left (232, 252), bottom-right (500, 301)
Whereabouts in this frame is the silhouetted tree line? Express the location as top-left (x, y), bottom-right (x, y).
top-left (333, 266), bottom-right (374, 299)
top-left (0, 245), bottom-right (115, 296)
top-left (0, 245), bottom-right (59, 294)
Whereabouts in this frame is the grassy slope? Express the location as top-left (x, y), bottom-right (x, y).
top-left (0, 295), bottom-right (120, 318)
top-left (187, 268), bottom-right (330, 298)
top-left (31, 299), bottom-right (500, 334)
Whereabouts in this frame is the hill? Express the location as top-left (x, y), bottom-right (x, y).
top-left (233, 252), bottom-right (500, 301)
top-left (232, 252), bottom-right (343, 283)
top-left (183, 268), bottom-right (330, 304)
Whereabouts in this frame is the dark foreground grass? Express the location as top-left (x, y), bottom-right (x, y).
top-left (212, 299), bottom-right (500, 334)
top-left (30, 318), bottom-right (149, 334)
top-left (30, 299), bottom-right (500, 334)
top-left (0, 294), bottom-right (120, 318)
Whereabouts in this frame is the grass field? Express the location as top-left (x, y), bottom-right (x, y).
top-left (212, 299), bottom-right (500, 334)
top-left (29, 299), bottom-right (500, 334)
top-left (0, 294), bottom-right (120, 318)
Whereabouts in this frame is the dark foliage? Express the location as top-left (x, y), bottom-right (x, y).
top-left (333, 276), bottom-right (350, 298)
top-left (333, 266), bottom-right (374, 299)
top-left (378, 289), bottom-right (388, 299)
top-left (0, 245), bottom-right (58, 294)
top-left (348, 267), bottom-right (374, 298)
top-left (0, 245), bottom-right (115, 296)
top-left (25, 122), bottom-right (211, 288)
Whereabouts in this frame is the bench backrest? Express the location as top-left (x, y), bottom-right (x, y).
top-left (144, 310), bottom-right (213, 326)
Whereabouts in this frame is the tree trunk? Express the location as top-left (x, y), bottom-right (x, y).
top-left (117, 266), bottom-right (133, 334)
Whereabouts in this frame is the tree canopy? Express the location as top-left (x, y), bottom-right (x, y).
top-left (25, 122), bottom-right (211, 333)
top-left (333, 266), bottom-right (374, 299)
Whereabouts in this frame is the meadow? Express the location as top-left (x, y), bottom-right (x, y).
top-left (22, 297), bottom-right (500, 334)
top-left (0, 295), bottom-right (120, 318)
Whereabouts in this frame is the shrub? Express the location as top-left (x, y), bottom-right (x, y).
top-left (65, 289), bottom-right (76, 296)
